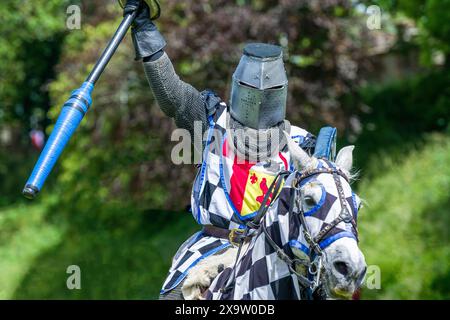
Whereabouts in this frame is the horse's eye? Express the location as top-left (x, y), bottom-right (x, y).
top-left (304, 195), bottom-right (316, 207)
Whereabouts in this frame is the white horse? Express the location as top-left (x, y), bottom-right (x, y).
top-left (175, 136), bottom-right (366, 300)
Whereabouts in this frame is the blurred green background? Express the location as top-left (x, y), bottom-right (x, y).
top-left (0, 0), bottom-right (449, 299)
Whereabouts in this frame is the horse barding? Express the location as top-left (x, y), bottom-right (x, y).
top-left (160, 132), bottom-right (367, 300)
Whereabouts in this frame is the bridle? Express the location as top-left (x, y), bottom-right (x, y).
top-left (221, 164), bottom-right (359, 299)
top-left (254, 165), bottom-right (359, 298)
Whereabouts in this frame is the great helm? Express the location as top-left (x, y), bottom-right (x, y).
top-left (229, 43), bottom-right (288, 129)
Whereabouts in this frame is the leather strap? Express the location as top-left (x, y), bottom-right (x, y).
top-left (202, 225), bottom-right (252, 245)
top-left (203, 225), bottom-right (230, 239)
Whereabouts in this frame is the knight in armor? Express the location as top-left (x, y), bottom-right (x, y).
top-left (123, 0), bottom-right (316, 299)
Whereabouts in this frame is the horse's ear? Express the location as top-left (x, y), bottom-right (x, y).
top-left (283, 131), bottom-right (318, 169)
top-left (335, 145), bottom-right (354, 172)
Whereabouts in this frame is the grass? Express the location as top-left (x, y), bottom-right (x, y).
top-left (0, 200), bottom-right (63, 298)
top-left (358, 133), bottom-right (450, 299)
top-left (0, 198), bottom-right (199, 299)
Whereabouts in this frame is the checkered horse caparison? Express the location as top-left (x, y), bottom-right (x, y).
top-left (204, 141), bottom-right (367, 300)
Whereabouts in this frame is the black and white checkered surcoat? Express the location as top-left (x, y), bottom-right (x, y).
top-left (161, 96), bottom-right (332, 298)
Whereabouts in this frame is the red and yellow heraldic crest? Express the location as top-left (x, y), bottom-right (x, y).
top-left (228, 155), bottom-right (288, 218)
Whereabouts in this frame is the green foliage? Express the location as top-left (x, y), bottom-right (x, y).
top-left (354, 69), bottom-right (450, 175)
top-left (359, 133), bottom-right (450, 299)
top-left (369, 0), bottom-right (450, 65)
top-left (0, 0), bottom-right (72, 204)
top-left (0, 0), bottom-right (71, 122)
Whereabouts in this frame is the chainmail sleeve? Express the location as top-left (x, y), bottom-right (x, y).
top-left (143, 52), bottom-right (212, 137)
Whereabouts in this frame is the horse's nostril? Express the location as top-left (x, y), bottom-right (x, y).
top-left (333, 261), bottom-right (350, 276)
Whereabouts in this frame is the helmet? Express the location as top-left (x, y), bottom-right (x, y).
top-left (229, 43), bottom-right (288, 129)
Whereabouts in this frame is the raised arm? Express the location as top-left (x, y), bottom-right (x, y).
top-left (125, 0), bottom-right (215, 137)
top-left (142, 53), bottom-right (210, 137)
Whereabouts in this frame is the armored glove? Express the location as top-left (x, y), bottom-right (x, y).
top-left (123, 0), bottom-right (166, 60)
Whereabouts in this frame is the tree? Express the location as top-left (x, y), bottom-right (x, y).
top-left (46, 0), bottom-right (374, 216)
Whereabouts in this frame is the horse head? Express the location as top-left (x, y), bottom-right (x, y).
top-left (282, 132), bottom-right (367, 299)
